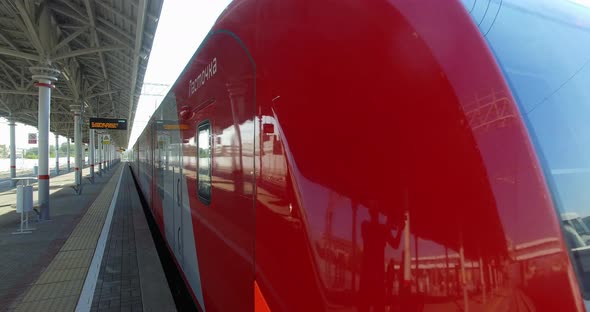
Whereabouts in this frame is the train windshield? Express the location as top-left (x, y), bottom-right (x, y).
top-left (461, 0), bottom-right (590, 301)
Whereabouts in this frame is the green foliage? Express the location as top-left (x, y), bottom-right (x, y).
top-left (0, 144), bottom-right (7, 158)
top-left (24, 149), bottom-right (38, 159)
top-left (59, 142), bottom-right (75, 157)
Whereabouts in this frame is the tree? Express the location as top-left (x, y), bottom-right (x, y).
top-left (25, 147), bottom-right (38, 159)
top-left (0, 144), bottom-right (8, 158)
top-left (59, 142), bottom-right (68, 156)
top-left (59, 142), bottom-right (75, 157)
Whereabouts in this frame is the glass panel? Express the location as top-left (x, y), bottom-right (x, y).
top-left (198, 122), bottom-right (211, 202)
top-left (460, 0), bottom-right (590, 300)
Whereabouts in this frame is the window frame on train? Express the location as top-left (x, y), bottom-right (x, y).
top-left (197, 120), bottom-right (212, 204)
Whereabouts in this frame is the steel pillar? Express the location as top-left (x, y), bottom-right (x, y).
top-left (97, 134), bottom-right (102, 176)
top-left (71, 105), bottom-right (82, 186)
top-left (31, 66), bottom-right (60, 221)
top-left (83, 140), bottom-right (87, 168)
top-left (9, 117), bottom-right (16, 187)
top-left (104, 143), bottom-right (107, 170)
top-left (89, 129), bottom-right (95, 182)
top-left (67, 139), bottom-right (70, 171)
top-left (105, 142), bottom-right (109, 170)
top-left (105, 137), bottom-right (110, 170)
top-left (54, 133), bottom-right (59, 175)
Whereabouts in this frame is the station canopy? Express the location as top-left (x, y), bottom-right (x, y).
top-left (0, 0), bottom-right (163, 147)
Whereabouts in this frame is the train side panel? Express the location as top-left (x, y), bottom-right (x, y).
top-left (172, 27), bottom-right (257, 311)
top-left (253, 0), bottom-right (582, 311)
top-left (131, 0), bottom-right (585, 311)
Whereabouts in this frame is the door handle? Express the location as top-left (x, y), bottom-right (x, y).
top-left (178, 226), bottom-right (182, 254)
top-left (177, 178), bottom-right (181, 207)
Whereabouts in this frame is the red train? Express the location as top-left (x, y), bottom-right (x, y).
top-left (130, 0), bottom-right (590, 311)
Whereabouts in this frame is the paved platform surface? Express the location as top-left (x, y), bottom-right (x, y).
top-left (0, 164), bottom-right (102, 214)
top-left (0, 163), bottom-right (175, 312)
top-left (90, 166), bottom-right (175, 312)
top-left (0, 164), bottom-right (118, 311)
top-left (11, 164), bottom-right (124, 312)
top-left (0, 164), bottom-right (71, 194)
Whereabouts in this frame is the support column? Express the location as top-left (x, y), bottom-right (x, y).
top-left (105, 137), bottom-right (110, 170)
top-left (66, 139), bottom-right (70, 171)
top-left (9, 117), bottom-right (16, 187)
top-left (54, 133), bottom-right (59, 175)
top-left (351, 201), bottom-right (358, 291)
top-left (459, 234), bottom-right (469, 312)
top-left (98, 134), bottom-right (103, 176)
top-left (89, 129), bottom-right (95, 182)
top-left (31, 66), bottom-right (60, 221)
top-left (83, 140), bottom-right (87, 168)
top-left (479, 257), bottom-right (486, 304)
top-left (71, 105), bottom-right (82, 186)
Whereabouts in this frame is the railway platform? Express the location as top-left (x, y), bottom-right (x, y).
top-left (0, 163), bottom-right (176, 312)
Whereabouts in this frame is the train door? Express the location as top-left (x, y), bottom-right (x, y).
top-left (146, 127), bottom-right (154, 210)
top-left (157, 100), bottom-right (186, 266)
top-left (150, 125), bottom-right (161, 224)
top-left (172, 141), bottom-right (184, 265)
top-left (159, 130), bottom-right (175, 246)
top-left (175, 31), bottom-right (256, 311)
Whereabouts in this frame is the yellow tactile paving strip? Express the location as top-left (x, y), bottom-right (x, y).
top-left (13, 165), bottom-right (123, 312)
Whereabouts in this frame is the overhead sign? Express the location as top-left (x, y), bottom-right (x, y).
top-left (89, 118), bottom-right (128, 130)
top-left (28, 133), bottom-right (37, 144)
top-left (155, 120), bottom-right (190, 131)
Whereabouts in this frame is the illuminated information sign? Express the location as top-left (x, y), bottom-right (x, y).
top-left (89, 118), bottom-right (127, 130)
top-left (155, 120), bottom-right (189, 131)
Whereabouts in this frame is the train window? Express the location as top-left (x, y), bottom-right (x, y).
top-left (461, 0), bottom-right (590, 299)
top-left (197, 121), bottom-right (212, 204)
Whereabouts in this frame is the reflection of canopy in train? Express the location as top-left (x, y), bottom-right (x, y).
top-left (313, 92), bottom-right (514, 266)
top-left (130, 0), bottom-right (588, 310)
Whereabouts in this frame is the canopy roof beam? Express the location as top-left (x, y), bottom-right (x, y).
top-left (0, 47), bottom-right (38, 61)
top-left (52, 45), bottom-right (127, 61)
top-left (52, 25), bottom-right (89, 53)
top-left (0, 89), bottom-right (72, 101)
top-left (14, 1), bottom-right (45, 57)
top-left (127, 0), bottom-right (147, 141)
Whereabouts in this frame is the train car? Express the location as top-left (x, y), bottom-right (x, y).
top-left (130, 0), bottom-right (590, 311)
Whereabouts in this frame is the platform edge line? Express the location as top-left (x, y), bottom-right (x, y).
top-left (75, 167), bottom-right (124, 312)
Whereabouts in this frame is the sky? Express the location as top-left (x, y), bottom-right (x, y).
top-left (0, 0), bottom-right (232, 151)
top-left (0, 119), bottom-right (58, 151)
top-left (127, 0), bottom-right (233, 149)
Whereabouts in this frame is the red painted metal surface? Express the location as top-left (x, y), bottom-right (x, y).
top-left (130, 0), bottom-right (586, 311)
top-left (173, 27), bottom-right (256, 311)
